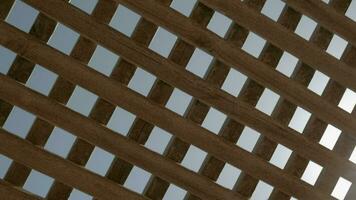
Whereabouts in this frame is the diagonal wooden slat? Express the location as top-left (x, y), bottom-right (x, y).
top-left (105, 3), bottom-right (213, 200)
top-left (18, 0), bottom-right (356, 185)
top-left (0, 74), bottom-right (244, 200)
top-left (316, 110), bottom-right (356, 194)
top-left (111, 0), bottom-right (356, 137)
top-left (45, 1), bottom-right (119, 199)
top-left (142, 3), bottom-right (241, 199)
top-left (0, 4), bottom-right (57, 127)
top-left (1, 1), bottom-right (60, 187)
top-left (0, 128), bottom-right (148, 200)
top-left (283, 0), bottom-right (356, 48)
top-left (234, 0), bottom-right (352, 197)
top-left (0, 21), bottom-right (331, 199)
top-left (0, 179), bottom-right (43, 200)
top-left (2, 0), bottom-right (117, 192)
top-left (198, 0), bottom-right (356, 92)
top-left (48, 1), bottom-right (172, 198)
top-left (270, 43), bottom-right (356, 199)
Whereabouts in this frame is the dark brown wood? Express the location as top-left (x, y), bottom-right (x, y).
top-left (0, 21), bottom-right (331, 199)
top-left (0, 73), bottom-right (244, 200)
top-left (1, 0), bottom-right (355, 199)
top-left (235, 0), bottom-right (352, 198)
top-left (0, 128), bottom-right (148, 200)
top-left (284, 0), bottom-right (356, 48)
top-left (113, 0), bottom-right (356, 138)
top-left (198, 0), bottom-right (356, 91)
top-left (18, 0), bottom-right (356, 185)
top-left (0, 179), bottom-right (42, 200)
top-left (0, 0), bottom-right (13, 20)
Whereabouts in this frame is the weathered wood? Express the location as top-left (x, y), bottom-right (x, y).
top-left (0, 128), bottom-right (147, 200)
top-left (283, 0), bottom-right (356, 48)
top-left (0, 179), bottom-right (42, 200)
top-left (0, 21), bottom-right (331, 199)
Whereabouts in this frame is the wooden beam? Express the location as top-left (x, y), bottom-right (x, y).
top-left (0, 128), bottom-right (147, 200)
top-left (91, 0), bottom-right (356, 137)
top-left (45, 1), bottom-right (119, 199)
top-left (0, 0), bottom-right (59, 188)
top-left (0, 74), bottom-right (244, 200)
top-left (283, 0), bottom-right (356, 48)
top-left (235, 0), bottom-right (352, 197)
top-left (16, 0), bottom-right (356, 183)
top-left (197, 0), bottom-right (356, 91)
top-left (270, 43), bottom-right (356, 198)
top-left (106, 2), bottom-right (212, 199)
top-left (0, 179), bottom-right (43, 200)
top-left (0, 23), bottom-right (329, 199)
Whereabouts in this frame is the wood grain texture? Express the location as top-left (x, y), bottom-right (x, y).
top-left (1, 0), bottom-right (355, 199)
top-left (0, 20), bottom-right (330, 199)
top-left (2, 1), bottom-right (60, 188)
top-left (235, 0), bottom-right (352, 198)
top-left (0, 179), bottom-right (42, 200)
top-left (0, 74), bottom-right (243, 200)
top-left (269, 1), bottom-right (356, 198)
top-left (18, 0), bottom-right (356, 185)
top-left (198, 0), bottom-right (356, 92)
top-left (0, 127), bottom-right (147, 200)
top-left (44, 1), bottom-right (119, 199)
top-left (113, 0), bottom-right (356, 138)
top-left (284, 0), bottom-right (356, 48)
top-left (2, 1), bottom-right (118, 198)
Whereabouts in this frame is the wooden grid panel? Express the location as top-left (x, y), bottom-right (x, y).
top-left (0, 1), bottom-right (354, 198)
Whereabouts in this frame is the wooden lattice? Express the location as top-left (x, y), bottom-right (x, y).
top-left (0, 0), bottom-right (355, 199)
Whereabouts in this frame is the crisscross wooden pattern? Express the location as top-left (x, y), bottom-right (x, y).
top-left (0, 0), bottom-right (355, 199)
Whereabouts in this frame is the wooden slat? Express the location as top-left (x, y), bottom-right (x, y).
top-left (315, 110), bottom-right (356, 193)
top-left (234, 0), bottom-right (352, 197)
top-left (1, 1), bottom-right (59, 188)
top-left (48, 0), bottom-right (171, 198)
top-left (2, 1), bottom-right (116, 194)
top-left (198, 0), bottom-right (356, 91)
top-left (106, 3), bottom-right (212, 200)
top-left (19, 0), bottom-right (356, 184)
top-left (45, 1), bottom-right (119, 199)
top-left (0, 7), bottom-right (57, 127)
top-left (283, 0), bottom-right (356, 48)
top-left (0, 179), bottom-right (43, 200)
top-left (142, 2), bottom-right (244, 199)
top-left (0, 74), bottom-right (243, 200)
top-left (270, 44), bottom-right (356, 199)
top-left (111, 0), bottom-right (356, 138)
top-left (0, 128), bottom-right (147, 200)
top-left (0, 21), bottom-right (330, 199)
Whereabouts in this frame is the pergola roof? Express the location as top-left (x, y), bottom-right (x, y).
top-left (0, 0), bottom-right (355, 199)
